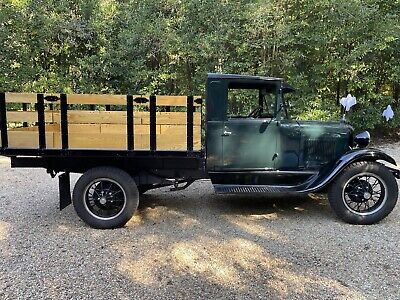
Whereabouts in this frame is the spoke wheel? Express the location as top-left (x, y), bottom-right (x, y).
top-left (84, 178), bottom-right (127, 220)
top-left (328, 161), bottom-right (398, 225)
top-left (73, 167), bottom-right (139, 229)
top-left (342, 173), bottom-right (387, 216)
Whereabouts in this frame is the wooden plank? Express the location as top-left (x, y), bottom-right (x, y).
top-left (53, 133), bottom-right (146, 150)
top-left (60, 94), bottom-right (202, 106)
top-left (53, 132), bottom-right (60, 148)
top-left (156, 133), bottom-right (185, 150)
top-left (7, 112), bottom-right (202, 150)
top-left (160, 124), bottom-right (201, 137)
top-left (52, 111), bottom-right (200, 125)
top-left (51, 132), bottom-right (198, 150)
top-left (159, 125), bottom-right (201, 150)
top-left (142, 112), bottom-right (201, 125)
top-left (7, 128), bottom-right (201, 150)
top-left (67, 94), bottom-right (130, 105)
top-left (156, 96), bottom-right (201, 107)
top-left (10, 127), bottom-right (37, 132)
top-left (69, 124), bottom-right (100, 133)
top-left (53, 111), bottom-right (131, 124)
top-left (160, 124), bottom-right (193, 134)
top-left (157, 133), bottom-right (201, 150)
top-left (8, 131), bottom-right (54, 148)
top-left (5, 93), bottom-right (62, 104)
top-left (7, 111), bottom-right (37, 122)
top-left (4, 93), bottom-right (203, 106)
top-left (11, 124), bottom-right (59, 132)
top-left (45, 124), bottom-right (59, 132)
top-left (46, 132), bottom-right (56, 149)
top-left (67, 133), bottom-right (127, 149)
top-left (47, 123), bottom-right (154, 134)
top-left (7, 111), bottom-right (54, 123)
top-left (8, 131), bottom-right (38, 148)
top-left (5, 93), bottom-right (37, 103)
top-left (100, 124), bottom-right (157, 135)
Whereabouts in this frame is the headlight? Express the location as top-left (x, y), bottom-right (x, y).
top-left (354, 131), bottom-right (370, 148)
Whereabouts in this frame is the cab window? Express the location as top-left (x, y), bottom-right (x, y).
top-left (227, 87), bottom-right (277, 118)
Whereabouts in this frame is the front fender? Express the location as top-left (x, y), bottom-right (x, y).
top-left (305, 148), bottom-right (398, 192)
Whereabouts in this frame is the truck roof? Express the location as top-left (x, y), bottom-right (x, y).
top-left (207, 73), bottom-right (295, 92)
top-left (207, 73), bottom-right (283, 82)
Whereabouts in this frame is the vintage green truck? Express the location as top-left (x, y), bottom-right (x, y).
top-left (0, 73), bottom-right (399, 228)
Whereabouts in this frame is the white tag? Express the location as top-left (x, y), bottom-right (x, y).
top-left (340, 94), bottom-right (357, 112)
top-left (382, 105), bottom-right (394, 121)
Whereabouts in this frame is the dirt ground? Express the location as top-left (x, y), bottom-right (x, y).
top-left (0, 143), bottom-right (399, 299)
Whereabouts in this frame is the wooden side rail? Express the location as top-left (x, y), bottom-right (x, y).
top-left (1, 93), bottom-right (203, 151)
top-left (6, 111), bottom-right (201, 125)
top-left (4, 93), bottom-right (202, 107)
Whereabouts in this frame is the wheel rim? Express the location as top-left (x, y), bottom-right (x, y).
top-left (83, 178), bottom-right (127, 220)
top-left (342, 172), bottom-right (387, 216)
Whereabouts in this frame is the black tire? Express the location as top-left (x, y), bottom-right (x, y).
top-left (328, 161), bottom-right (398, 225)
top-left (72, 167), bottom-right (139, 229)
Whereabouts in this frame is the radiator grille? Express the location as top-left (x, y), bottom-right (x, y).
top-left (304, 138), bottom-right (337, 166)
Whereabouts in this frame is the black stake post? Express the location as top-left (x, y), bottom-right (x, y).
top-left (149, 95), bottom-right (157, 151)
top-left (187, 95), bottom-right (194, 152)
top-left (37, 94), bottom-right (46, 149)
top-left (60, 94), bottom-right (69, 150)
top-left (127, 95), bottom-right (134, 150)
top-left (0, 93), bottom-right (8, 148)
top-left (22, 103), bottom-right (28, 127)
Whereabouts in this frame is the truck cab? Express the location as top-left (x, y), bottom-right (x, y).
top-left (205, 73), bottom-right (375, 191)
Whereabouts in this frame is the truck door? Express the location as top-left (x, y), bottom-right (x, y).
top-left (222, 118), bottom-right (278, 170)
top-left (221, 88), bottom-right (278, 170)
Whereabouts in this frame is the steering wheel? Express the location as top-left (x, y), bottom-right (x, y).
top-left (247, 106), bottom-right (262, 118)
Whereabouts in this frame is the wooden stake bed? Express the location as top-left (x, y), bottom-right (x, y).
top-left (1, 93), bottom-right (202, 151)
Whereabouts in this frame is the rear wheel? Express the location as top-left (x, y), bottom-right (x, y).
top-left (73, 167), bottom-right (139, 229)
top-left (328, 161), bottom-right (398, 224)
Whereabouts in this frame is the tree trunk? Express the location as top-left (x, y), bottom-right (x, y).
top-left (336, 79), bottom-right (341, 105)
top-left (394, 82), bottom-right (399, 108)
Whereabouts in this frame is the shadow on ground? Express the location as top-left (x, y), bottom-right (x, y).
top-left (97, 186), bottom-right (364, 299)
top-left (2, 171), bottom-right (396, 300)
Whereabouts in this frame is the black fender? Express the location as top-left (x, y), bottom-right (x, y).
top-left (305, 148), bottom-right (398, 193)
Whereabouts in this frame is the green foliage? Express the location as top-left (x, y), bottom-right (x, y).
top-left (0, 0), bottom-right (399, 131)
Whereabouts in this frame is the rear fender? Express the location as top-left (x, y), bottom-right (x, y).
top-left (306, 148), bottom-right (398, 192)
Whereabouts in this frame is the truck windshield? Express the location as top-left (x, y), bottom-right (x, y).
top-left (227, 88), bottom-right (276, 118)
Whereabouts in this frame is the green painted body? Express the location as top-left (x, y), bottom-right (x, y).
top-left (205, 74), bottom-right (353, 185)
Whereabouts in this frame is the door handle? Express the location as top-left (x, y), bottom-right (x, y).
top-left (222, 130), bottom-right (232, 136)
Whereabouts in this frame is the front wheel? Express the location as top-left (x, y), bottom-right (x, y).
top-left (73, 167), bottom-right (139, 229)
top-left (328, 161), bottom-right (398, 224)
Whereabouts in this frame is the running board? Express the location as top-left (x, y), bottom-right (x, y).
top-left (213, 184), bottom-right (295, 194)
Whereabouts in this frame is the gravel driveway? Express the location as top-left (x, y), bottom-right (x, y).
top-left (0, 143), bottom-right (399, 300)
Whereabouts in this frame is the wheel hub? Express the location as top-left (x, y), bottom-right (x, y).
top-left (99, 197), bottom-right (107, 205)
top-left (85, 179), bottom-right (127, 220)
top-left (347, 180), bottom-right (372, 203)
top-left (363, 192), bottom-right (372, 200)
